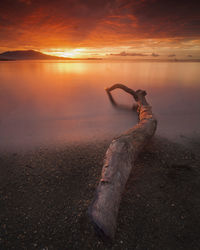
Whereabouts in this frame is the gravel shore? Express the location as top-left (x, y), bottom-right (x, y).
top-left (0, 135), bottom-right (200, 249)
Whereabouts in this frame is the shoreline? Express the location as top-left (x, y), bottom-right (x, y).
top-left (0, 135), bottom-right (199, 249)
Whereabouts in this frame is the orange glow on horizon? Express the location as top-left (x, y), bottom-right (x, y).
top-left (37, 40), bottom-right (200, 60)
top-left (42, 48), bottom-right (88, 58)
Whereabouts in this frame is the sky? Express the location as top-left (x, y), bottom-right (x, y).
top-left (0, 0), bottom-right (200, 59)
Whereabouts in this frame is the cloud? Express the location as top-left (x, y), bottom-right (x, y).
top-left (19, 0), bottom-right (32, 4)
top-left (168, 54), bottom-right (176, 57)
top-left (0, 0), bottom-right (200, 50)
top-left (188, 54), bottom-right (193, 57)
top-left (111, 51), bottom-right (160, 57)
top-left (125, 0), bottom-right (200, 38)
top-left (110, 51), bottom-right (147, 56)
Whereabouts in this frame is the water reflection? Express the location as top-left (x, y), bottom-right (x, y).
top-left (0, 61), bottom-right (200, 150)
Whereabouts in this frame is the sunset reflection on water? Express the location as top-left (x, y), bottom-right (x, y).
top-left (0, 60), bottom-right (200, 150)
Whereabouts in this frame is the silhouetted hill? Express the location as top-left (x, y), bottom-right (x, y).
top-left (0, 50), bottom-right (70, 60)
top-left (0, 50), bottom-right (102, 61)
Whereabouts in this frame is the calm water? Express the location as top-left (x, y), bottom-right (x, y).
top-left (0, 60), bottom-right (200, 150)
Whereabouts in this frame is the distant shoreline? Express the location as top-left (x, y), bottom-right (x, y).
top-left (0, 50), bottom-right (200, 62)
top-left (1, 58), bottom-right (200, 62)
top-left (0, 58), bottom-right (16, 61)
top-left (0, 58), bottom-right (102, 61)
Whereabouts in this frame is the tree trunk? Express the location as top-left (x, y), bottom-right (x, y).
top-left (88, 84), bottom-right (157, 240)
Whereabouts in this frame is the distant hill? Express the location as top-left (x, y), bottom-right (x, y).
top-left (0, 50), bottom-right (102, 61)
top-left (0, 50), bottom-right (72, 60)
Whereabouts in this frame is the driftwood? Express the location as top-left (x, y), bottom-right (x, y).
top-left (88, 84), bottom-right (157, 240)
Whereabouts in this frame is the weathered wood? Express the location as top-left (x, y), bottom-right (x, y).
top-left (88, 84), bottom-right (157, 240)
top-left (89, 84), bottom-right (157, 239)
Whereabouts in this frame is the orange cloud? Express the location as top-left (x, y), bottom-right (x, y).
top-left (0, 0), bottom-right (200, 54)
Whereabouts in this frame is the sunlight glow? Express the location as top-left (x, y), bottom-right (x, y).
top-left (40, 41), bottom-right (200, 60)
top-left (42, 48), bottom-right (87, 58)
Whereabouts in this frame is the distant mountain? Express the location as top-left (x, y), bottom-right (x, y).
top-left (0, 50), bottom-right (71, 60)
top-left (0, 50), bottom-right (102, 61)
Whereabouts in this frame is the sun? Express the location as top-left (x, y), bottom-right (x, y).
top-left (42, 48), bottom-right (86, 58)
top-left (61, 51), bottom-right (77, 58)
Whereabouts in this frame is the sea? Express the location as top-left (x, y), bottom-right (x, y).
top-left (0, 60), bottom-right (200, 150)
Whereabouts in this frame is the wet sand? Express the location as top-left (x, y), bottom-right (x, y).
top-left (0, 134), bottom-right (200, 250)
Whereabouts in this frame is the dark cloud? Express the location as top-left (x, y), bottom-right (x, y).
top-left (188, 54), bottom-right (193, 57)
top-left (0, 0), bottom-right (200, 49)
top-left (168, 54), bottom-right (176, 57)
top-left (0, 0), bottom-right (114, 48)
top-left (19, 0), bottom-right (31, 4)
top-left (121, 0), bottom-right (200, 38)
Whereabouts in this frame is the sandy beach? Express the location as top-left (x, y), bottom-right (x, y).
top-left (0, 133), bottom-right (199, 249)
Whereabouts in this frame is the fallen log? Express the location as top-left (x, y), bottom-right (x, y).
top-left (88, 84), bottom-right (157, 240)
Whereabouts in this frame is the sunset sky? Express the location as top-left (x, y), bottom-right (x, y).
top-left (1, 0), bottom-right (200, 59)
